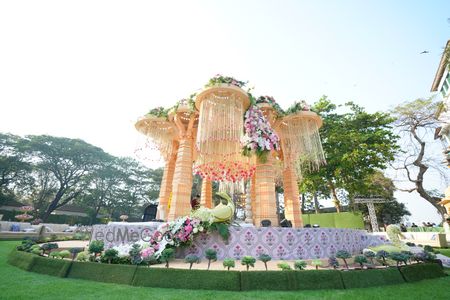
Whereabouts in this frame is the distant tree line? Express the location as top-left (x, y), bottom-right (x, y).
top-left (0, 133), bottom-right (162, 224)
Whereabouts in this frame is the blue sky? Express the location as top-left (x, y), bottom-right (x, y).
top-left (0, 0), bottom-right (449, 224)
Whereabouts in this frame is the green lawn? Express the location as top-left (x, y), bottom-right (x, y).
top-left (435, 248), bottom-right (450, 257)
top-left (0, 241), bottom-right (449, 300)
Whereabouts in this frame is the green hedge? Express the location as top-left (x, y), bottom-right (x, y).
top-left (399, 263), bottom-right (446, 282)
top-left (291, 270), bottom-right (344, 290)
top-left (6, 250), bottom-right (447, 291)
top-left (30, 256), bottom-right (72, 277)
top-left (241, 271), bottom-right (291, 290)
top-left (341, 268), bottom-right (404, 288)
top-left (67, 261), bottom-right (137, 285)
top-left (7, 250), bottom-right (36, 271)
top-left (133, 268), bottom-right (241, 291)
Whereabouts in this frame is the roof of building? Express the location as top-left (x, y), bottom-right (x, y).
top-left (55, 204), bottom-right (86, 214)
top-left (431, 40), bottom-right (450, 92)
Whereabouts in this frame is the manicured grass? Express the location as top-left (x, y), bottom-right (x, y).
top-left (0, 241), bottom-right (449, 300)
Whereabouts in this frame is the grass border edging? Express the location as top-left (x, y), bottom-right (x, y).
top-left (30, 256), bottom-right (73, 277)
top-left (7, 249), bottom-right (36, 271)
top-left (67, 261), bottom-right (138, 285)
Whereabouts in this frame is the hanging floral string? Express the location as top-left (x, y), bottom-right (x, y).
top-left (241, 105), bottom-right (280, 163)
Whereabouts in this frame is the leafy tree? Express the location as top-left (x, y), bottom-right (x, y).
top-left (205, 249), bottom-right (217, 270)
top-left (363, 249), bottom-right (376, 265)
top-left (241, 256), bottom-right (256, 271)
top-left (390, 252), bottom-right (408, 267)
top-left (301, 97), bottom-right (398, 211)
top-left (20, 135), bottom-right (111, 221)
top-left (0, 133), bottom-right (32, 204)
top-left (391, 98), bottom-right (448, 220)
top-left (222, 258), bottom-right (235, 271)
top-left (59, 250), bottom-right (71, 259)
top-left (258, 254), bottom-right (272, 271)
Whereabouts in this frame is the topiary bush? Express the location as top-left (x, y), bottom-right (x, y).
top-left (88, 240), bottom-right (104, 257)
top-left (354, 255), bottom-right (367, 268)
top-left (223, 258), bottom-right (235, 271)
top-left (363, 249), bottom-right (376, 265)
top-left (129, 244), bottom-right (143, 265)
top-left (390, 252), bottom-right (408, 267)
top-left (336, 250), bottom-right (351, 269)
top-left (7, 249), bottom-right (36, 271)
top-left (161, 248), bottom-right (175, 268)
top-left (49, 251), bottom-right (60, 259)
top-left (376, 250), bottom-right (389, 266)
top-left (241, 256), bottom-right (256, 271)
top-left (16, 239), bottom-right (36, 252)
top-left (328, 257), bottom-right (339, 269)
top-left (185, 254), bottom-right (200, 270)
top-left (41, 243), bottom-right (58, 256)
top-left (69, 247), bottom-right (84, 261)
top-left (258, 254), bottom-right (271, 271)
top-left (29, 255), bottom-right (71, 277)
top-left (59, 250), bottom-right (71, 259)
top-left (311, 259), bottom-right (323, 270)
top-left (103, 248), bottom-right (119, 264)
top-left (76, 251), bottom-right (90, 262)
top-left (277, 262), bottom-right (292, 271)
top-left (294, 260), bottom-right (307, 270)
top-left (205, 249), bottom-right (217, 270)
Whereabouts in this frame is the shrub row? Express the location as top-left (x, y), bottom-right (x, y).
top-left (7, 250), bottom-right (447, 291)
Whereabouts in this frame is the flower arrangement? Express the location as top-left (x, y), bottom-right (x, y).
top-left (255, 96), bottom-right (285, 116)
top-left (194, 161), bottom-right (256, 182)
top-left (285, 100), bottom-right (311, 115)
top-left (205, 74), bottom-right (247, 88)
top-left (241, 105), bottom-right (280, 163)
top-left (137, 216), bottom-right (210, 260)
top-left (147, 106), bottom-right (169, 119)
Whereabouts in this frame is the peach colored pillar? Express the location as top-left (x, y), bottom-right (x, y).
top-left (200, 179), bottom-right (212, 208)
top-left (156, 146), bottom-right (177, 220)
top-left (167, 115), bottom-right (195, 221)
top-left (254, 155), bottom-right (278, 226)
top-left (283, 167), bottom-right (303, 227)
top-left (251, 174), bottom-right (257, 225)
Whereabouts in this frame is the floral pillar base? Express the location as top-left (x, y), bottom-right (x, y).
top-left (283, 168), bottom-right (303, 228)
top-left (254, 156), bottom-right (278, 226)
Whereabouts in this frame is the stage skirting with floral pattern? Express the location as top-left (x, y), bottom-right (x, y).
top-left (92, 224), bottom-right (388, 260)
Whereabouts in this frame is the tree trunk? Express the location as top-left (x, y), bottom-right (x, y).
top-left (328, 182), bottom-right (341, 213)
top-left (313, 193), bottom-right (320, 214)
